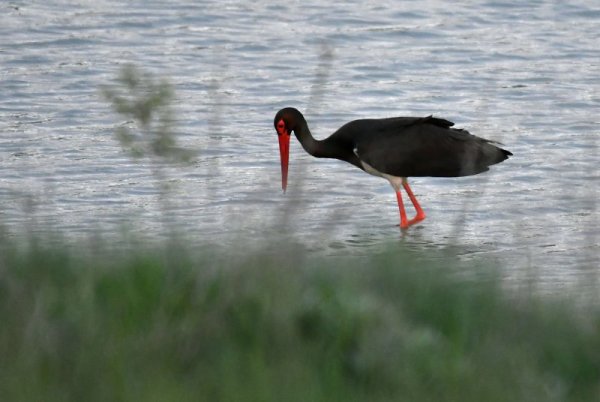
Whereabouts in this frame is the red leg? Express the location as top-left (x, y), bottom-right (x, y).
top-left (402, 180), bottom-right (426, 226)
top-left (395, 190), bottom-right (409, 229)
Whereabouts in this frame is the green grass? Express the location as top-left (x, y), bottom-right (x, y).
top-left (0, 239), bottom-right (598, 401)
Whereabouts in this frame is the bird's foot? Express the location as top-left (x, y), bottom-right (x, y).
top-left (399, 212), bottom-right (426, 230)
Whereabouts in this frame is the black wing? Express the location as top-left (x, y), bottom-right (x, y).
top-left (352, 116), bottom-right (511, 178)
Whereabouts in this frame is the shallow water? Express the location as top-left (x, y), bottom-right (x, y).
top-left (1, 1), bottom-right (598, 289)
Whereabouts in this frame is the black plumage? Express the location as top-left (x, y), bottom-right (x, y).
top-left (273, 107), bottom-right (512, 228)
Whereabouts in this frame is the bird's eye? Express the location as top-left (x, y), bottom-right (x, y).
top-left (276, 119), bottom-right (288, 135)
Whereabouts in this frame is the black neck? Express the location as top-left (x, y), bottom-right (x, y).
top-left (288, 109), bottom-right (361, 169)
top-left (292, 116), bottom-right (321, 156)
top-left (294, 120), bottom-right (361, 169)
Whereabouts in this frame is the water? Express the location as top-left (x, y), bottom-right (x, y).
top-left (1, 1), bottom-right (598, 288)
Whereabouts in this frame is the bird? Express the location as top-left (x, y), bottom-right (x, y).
top-left (273, 107), bottom-right (512, 229)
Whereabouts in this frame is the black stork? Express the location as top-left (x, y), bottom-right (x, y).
top-left (274, 107), bottom-right (512, 229)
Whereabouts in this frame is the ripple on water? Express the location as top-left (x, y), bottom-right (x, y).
top-left (0, 0), bottom-right (598, 292)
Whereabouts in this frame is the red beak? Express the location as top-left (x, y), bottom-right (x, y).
top-left (278, 133), bottom-right (290, 192)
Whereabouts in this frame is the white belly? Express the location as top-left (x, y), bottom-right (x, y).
top-left (360, 159), bottom-right (384, 178)
top-left (358, 158), bottom-right (405, 191)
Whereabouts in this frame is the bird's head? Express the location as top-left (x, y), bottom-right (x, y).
top-left (273, 108), bottom-right (300, 192)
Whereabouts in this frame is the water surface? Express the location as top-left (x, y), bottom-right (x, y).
top-left (1, 1), bottom-right (598, 290)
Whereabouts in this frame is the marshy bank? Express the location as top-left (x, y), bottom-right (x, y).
top-left (1, 237), bottom-right (598, 402)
